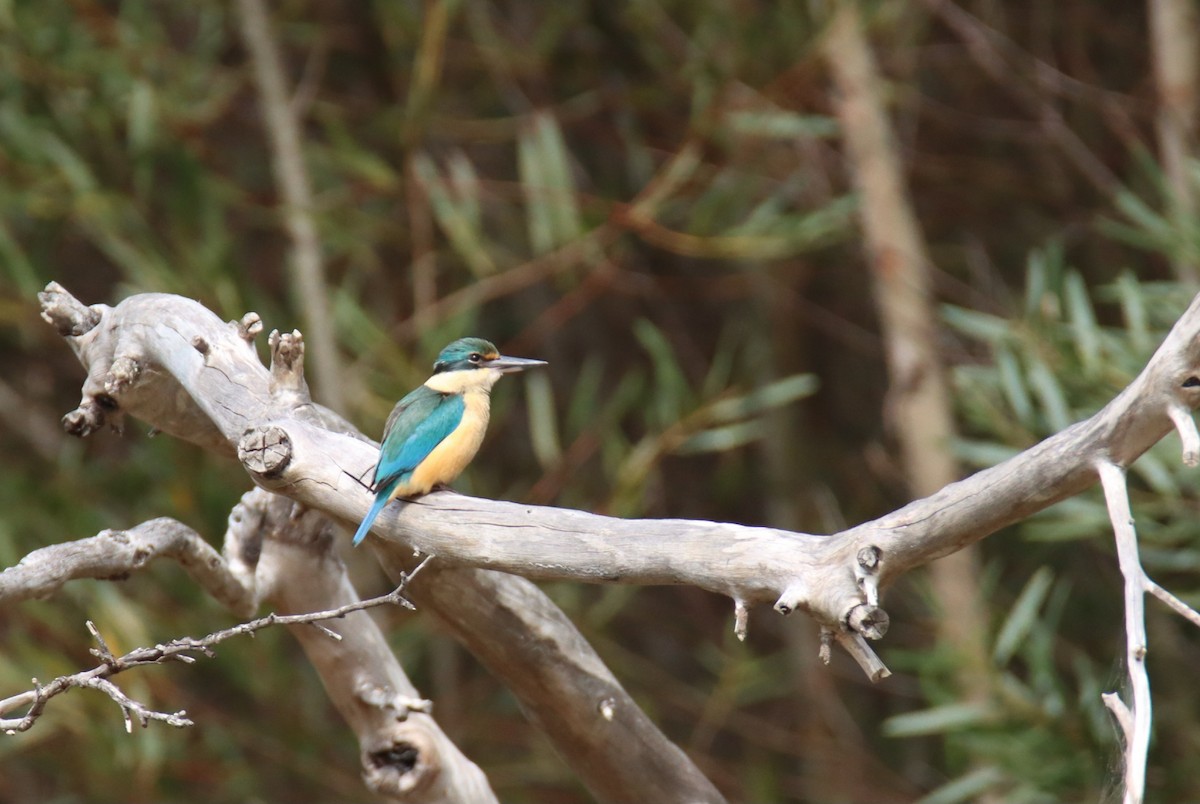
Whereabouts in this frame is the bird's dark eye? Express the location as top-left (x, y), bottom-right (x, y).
top-left (468, 353), bottom-right (483, 364)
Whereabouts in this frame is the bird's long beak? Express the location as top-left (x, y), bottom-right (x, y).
top-left (488, 354), bottom-right (548, 374)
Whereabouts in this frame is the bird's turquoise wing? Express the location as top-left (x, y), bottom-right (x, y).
top-left (373, 386), bottom-right (466, 491)
top-left (353, 387), bottom-right (465, 546)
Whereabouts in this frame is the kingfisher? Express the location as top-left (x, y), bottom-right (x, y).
top-left (352, 337), bottom-right (546, 546)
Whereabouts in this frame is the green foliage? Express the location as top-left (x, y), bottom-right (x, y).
top-left (906, 261), bottom-right (1200, 802)
top-left (2, 1), bottom-right (1198, 803)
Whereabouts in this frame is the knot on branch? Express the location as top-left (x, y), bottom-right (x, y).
top-left (356, 682), bottom-right (433, 720)
top-left (239, 425), bottom-right (293, 478)
top-left (268, 329), bottom-right (308, 399)
top-left (38, 281), bottom-right (102, 337)
top-left (773, 581), bottom-right (807, 617)
top-left (105, 356), bottom-right (141, 397)
top-left (63, 396), bottom-right (120, 438)
top-left (363, 730), bottom-right (439, 797)
top-left (857, 545), bottom-right (881, 571)
top-left (369, 741), bottom-right (420, 773)
top-left (846, 603), bottom-right (890, 640)
top-left (855, 545), bottom-right (883, 606)
top-left (233, 312), bottom-right (263, 347)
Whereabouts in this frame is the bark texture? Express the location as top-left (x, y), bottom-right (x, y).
top-left (21, 280), bottom-right (1200, 801)
top-left (33, 281), bottom-right (727, 804)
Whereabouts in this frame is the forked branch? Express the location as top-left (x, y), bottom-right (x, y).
top-left (0, 576), bottom-right (420, 735)
top-left (28, 281), bottom-right (1200, 803)
top-left (36, 281), bottom-right (1200, 663)
top-left (1, 490), bottom-right (496, 803)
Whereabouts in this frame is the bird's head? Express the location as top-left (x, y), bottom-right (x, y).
top-left (430, 338), bottom-right (547, 384)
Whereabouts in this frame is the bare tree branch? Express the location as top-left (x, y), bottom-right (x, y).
top-left (1145, 578), bottom-right (1200, 627)
top-left (0, 559), bottom-right (416, 734)
top-left (236, 491), bottom-right (497, 803)
top-left (36, 280), bottom-right (1200, 802)
top-left (40, 279), bottom-right (1200, 645)
top-left (0, 626), bottom-right (196, 735)
top-left (38, 281), bottom-right (725, 804)
top-left (1096, 460), bottom-right (1152, 804)
top-left (0, 517), bottom-right (255, 614)
top-left (378, 553), bottom-right (727, 803)
top-left (2, 487), bottom-right (498, 803)
top-left (1095, 455), bottom-right (1200, 804)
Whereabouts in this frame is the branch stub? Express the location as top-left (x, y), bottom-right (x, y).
top-left (857, 545), bottom-right (882, 572)
top-left (38, 282), bottom-right (103, 337)
top-left (846, 603), bottom-right (890, 640)
top-left (239, 426), bottom-right (293, 477)
top-left (235, 312), bottom-right (264, 345)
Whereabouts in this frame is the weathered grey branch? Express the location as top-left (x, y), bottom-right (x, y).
top-left (377, 552), bottom-right (726, 803)
top-left (1, 564), bottom-right (417, 736)
top-left (1095, 456), bottom-right (1200, 804)
top-left (1146, 578), bottom-right (1200, 627)
top-left (41, 279), bottom-right (1200, 635)
top-left (1, 486), bottom-right (497, 803)
top-left (37, 282), bottom-right (725, 804)
top-left (843, 289), bottom-right (1200, 581)
top-left (1096, 461), bottom-right (1150, 804)
top-left (35, 280), bottom-right (1200, 801)
top-left (245, 304), bottom-right (1200, 628)
top-left (0, 517), bottom-right (253, 614)
top-left (226, 490), bottom-right (497, 803)
top-left (0, 618), bottom-right (194, 735)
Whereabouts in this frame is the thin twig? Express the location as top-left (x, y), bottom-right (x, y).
top-left (85, 677), bottom-right (193, 733)
top-left (0, 567), bottom-right (426, 735)
top-left (1167, 402), bottom-right (1200, 466)
top-left (1145, 578), bottom-right (1200, 628)
top-left (1102, 691), bottom-right (1134, 743)
top-left (0, 519), bottom-right (257, 616)
top-left (1096, 460), bottom-right (1151, 804)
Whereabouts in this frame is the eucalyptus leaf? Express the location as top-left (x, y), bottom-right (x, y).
top-left (993, 567), bottom-right (1054, 665)
top-left (883, 702), bottom-right (994, 737)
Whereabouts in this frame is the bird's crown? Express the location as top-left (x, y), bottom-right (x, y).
top-left (432, 337), bottom-right (500, 373)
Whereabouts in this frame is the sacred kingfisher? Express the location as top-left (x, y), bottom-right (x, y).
top-left (352, 337), bottom-right (546, 546)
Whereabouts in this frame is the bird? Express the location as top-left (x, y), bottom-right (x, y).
top-left (352, 337), bottom-right (547, 546)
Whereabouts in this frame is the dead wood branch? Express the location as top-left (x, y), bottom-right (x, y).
top-left (32, 280), bottom-right (1200, 801)
top-left (1, 488), bottom-right (496, 803)
top-left (34, 281), bottom-right (726, 804)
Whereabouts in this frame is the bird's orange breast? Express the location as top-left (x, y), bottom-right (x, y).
top-left (394, 389), bottom-right (491, 498)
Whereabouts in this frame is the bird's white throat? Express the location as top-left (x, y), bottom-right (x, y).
top-left (423, 367), bottom-right (504, 395)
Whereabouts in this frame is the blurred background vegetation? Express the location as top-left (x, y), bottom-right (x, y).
top-left (2, 0), bottom-right (1199, 802)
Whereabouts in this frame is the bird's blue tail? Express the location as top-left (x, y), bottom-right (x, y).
top-left (352, 489), bottom-right (392, 546)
